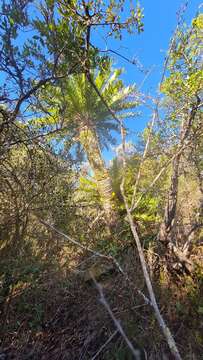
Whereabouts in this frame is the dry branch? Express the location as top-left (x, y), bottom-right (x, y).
top-left (38, 217), bottom-right (151, 306)
top-left (130, 108), bottom-right (157, 211)
top-left (91, 330), bottom-right (118, 360)
top-left (121, 191), bottom-right (182, 360)
top-left (92, 275), bottom-right (147, 360)
top-left (120, 141), bottom-right (182, 360)
top-left (38, 217), bottom-right (181, 358)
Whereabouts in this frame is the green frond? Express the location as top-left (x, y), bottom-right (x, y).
top-left (101, 68), bottom-right (123, 92)
top-left (108, 85), bottom-right (135, 107)
top-left (95, 67), bottom-right (112, 90)
top-left (35, 65), bottom-right (139, 151)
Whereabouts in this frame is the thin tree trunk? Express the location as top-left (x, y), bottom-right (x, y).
top-left (159, 152), bottom-right (181, 243)
top-left (159, 97), bottom-right (200, 244)
top-left (79, 123), bottom-right (118, 227)
top-left (158, 98), bottom-right (200, 270)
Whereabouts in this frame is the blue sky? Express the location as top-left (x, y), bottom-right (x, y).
top-left (98, 0), bottom-right (201, 160)
top-left (0, 0), bottom-right (200, 162)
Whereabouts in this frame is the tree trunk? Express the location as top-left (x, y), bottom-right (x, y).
top-left (158, 98), bottom-right (200, 271)
top-left (158, 152), bottom-right (181, 244)
top-left (79, 122), bottom-right (118, 227)
top-left (159, 98), bottom-right (200, 244)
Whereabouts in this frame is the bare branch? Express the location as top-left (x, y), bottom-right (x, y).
top-left (91, 330), bottom-right (118, 360)
top-left (92, 275), bottom-right (147, 360)
top-left (37, 217), bottom-right (151, 306)
top-left (131, 138), bottom-right (194, 212)
top-left (86, 72), bottom-right (122, 126)
top-left (38, 218), bottom-right (110, 260)
top-left (130, 108), bottom-right (157, 211)
top-left (120, 131), bottom-right (182, 360)
top-left (7, 62), bottom-right (79, 125)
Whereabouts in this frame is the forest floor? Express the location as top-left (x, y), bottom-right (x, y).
top-left (0, 244), bottom-right (203, 360)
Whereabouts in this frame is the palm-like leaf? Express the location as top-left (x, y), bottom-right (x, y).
top-left (52, 67), bottom-right (137, 148)
top-left (35, 66), bottom-right (138, 151)
top-left (33, 66), bottom-right (138, 224)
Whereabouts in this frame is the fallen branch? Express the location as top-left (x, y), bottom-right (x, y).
top-left (91, 330), bottom-right (118, 360)
top-left (121, 180), bottom-right (182, 360)
top-left (39, 218), bottom-right (110, 260)
top-left (37, 217), bottom-right (151, 306)
top-left (120, 121), bottom-right (182, 360)
top-left (92, 275), bottom-right (147, 360)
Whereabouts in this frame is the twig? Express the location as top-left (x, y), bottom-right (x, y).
top-left (92, 275), bottom-right (147, 360)
top-left (130, 1), bottom-right (190, 214)
top-left (38, 218), bottom-right (110, 261)
top-left (131, 140), bottom-right (193, 211)
top-left (87, 210), bottom-right (105, 234)
top-left (91, 330), bottom-right (118, 360)
top-left (98, 48), bottom-right (150, 75)
top-left (37, 217), bottom-right (151, 306)
top-left (86, 72), bottom-right (122, 126)
top-left (122, 193), bottom-right (182, 360)
top-left (120, 130), bottom-right (182, 360)
top-left (130, 108), bottom-right (157, 211)
top-left (9, 62), bottom-right (79, 124)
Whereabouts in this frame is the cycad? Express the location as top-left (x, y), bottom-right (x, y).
top-left (35, 66), bottom-right (138, 226)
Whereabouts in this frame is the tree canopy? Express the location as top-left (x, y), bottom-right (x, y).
top-left (0, 3), bottom-right (202, 360)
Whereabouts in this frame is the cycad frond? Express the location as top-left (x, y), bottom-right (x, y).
top-left (36, 66), bottom-right (139, 149)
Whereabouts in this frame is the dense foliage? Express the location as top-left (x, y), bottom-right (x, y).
top-left (0, 2), bottom-right (202, 359)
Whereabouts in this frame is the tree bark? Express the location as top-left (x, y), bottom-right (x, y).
top-left (158, 152), bottom-right (181, 244)
top-left (159, 97), bottom-right (200, 244)
top-left (79, 122), bottom-right (118, 227)
top-left (158, 98), bottom-right (200, 270)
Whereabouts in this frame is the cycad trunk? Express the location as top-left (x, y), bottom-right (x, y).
top-left (79, 123), bottom-right (118, 227)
